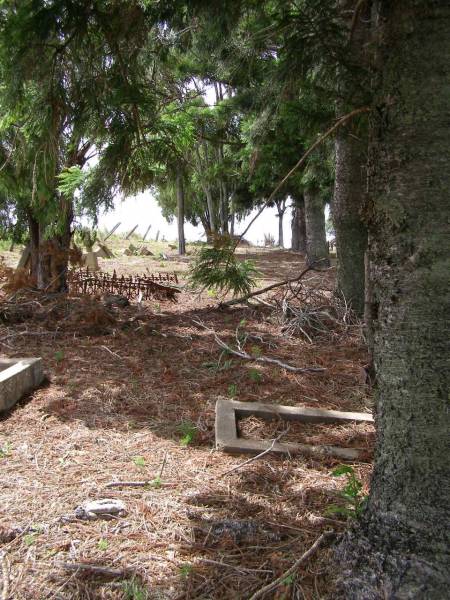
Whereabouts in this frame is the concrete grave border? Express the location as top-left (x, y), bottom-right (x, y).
top-left (215, 399), bottom-right (374, 461)
top-left (0, 358), bottom-right (44, 412)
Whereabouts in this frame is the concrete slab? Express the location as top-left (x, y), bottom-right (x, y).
top-left (0, 358), bottom-right (44, 412)
top-left (215, 399), bottom-right (373, 462)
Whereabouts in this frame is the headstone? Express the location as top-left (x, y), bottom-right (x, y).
top-left (83, 252), bottom-right (100, 271)
top-left (95, 243), bottom-right (114, 259)
top-left (16, 244), bottom-right (31, 270)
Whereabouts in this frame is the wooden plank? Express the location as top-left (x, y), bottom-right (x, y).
top-left (215, 399), bottom-right (373, 462)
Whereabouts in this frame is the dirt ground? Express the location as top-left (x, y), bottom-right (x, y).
top-left (0, 242), bottom-right (373, 599)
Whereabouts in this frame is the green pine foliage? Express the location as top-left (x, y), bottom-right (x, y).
top-left (188, 236), bottom-right (259, 296)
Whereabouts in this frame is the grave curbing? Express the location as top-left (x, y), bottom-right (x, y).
top-left (0, 357), bottom-right (44, 412)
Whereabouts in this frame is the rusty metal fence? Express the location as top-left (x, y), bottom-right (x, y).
top-left (68, 269), bottom-right (180, 300)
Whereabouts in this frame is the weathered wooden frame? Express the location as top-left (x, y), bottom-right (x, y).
top-left (215, 399), bottom-right (374, 461)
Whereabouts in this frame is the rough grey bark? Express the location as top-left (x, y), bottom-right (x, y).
top-left (220, 180), bottom-right (229, 234)
top-left (338, 2), bottom-right (450, 597)
top-left (275, 199), bottom-right (286, 248)
top-left (333, 127), bottom-right (367, 315)
top-left (363, 248), bottom-right (375, 369)
top-left (27, 212), bottom-right (40, 284)
top-left (229, 191), bottom-right (235, 237)
top-left (176, 172), bottom-right (186, 255)
top-left (304, 188), bottom-right (329, 266)
top-left (205, 187), bottom-right (216, 234)
top-left (291, 195), bottom-right (306, 253)
top-left (52, 196), bottom-right (73, 291)
top-left (332, 0), bottom-right (369, 318)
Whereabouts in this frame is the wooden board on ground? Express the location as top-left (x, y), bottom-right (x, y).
top-left (215, 399), bottom-right (373, 461)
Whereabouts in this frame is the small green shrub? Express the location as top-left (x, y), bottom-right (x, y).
top-left (325, 465), bottom-right (367, 519)
top-left (179, 563), bottom-right (193, 578)
top-left (54, 350), bottom-right (64, 363)
top-left (250, 345), bottom-right (262, 357)
top-left (132, 456), bottom-right (146, 468)
top-left (0, 238), bottom-right (14, 251)
top-left (178, 421), bottom-right (197, 446)
top-left (24, 533), bottom-right (38, 546)
top-left (148, 476), bottom-right (162, 489)
top-left (227, 383), bottom-right (238, 398)
top-left (97, 539), bottom-right (108, 551)
top-left (122, 578), bottom-right (149, 600)
top-left (0, 442), bottom-right (12, 459)
top-left (202, 351), bottom-right (233, 372)
top-left (188, 237), bottom-right (259, 297)
top-left (249, 368), bottom-right (262, 383)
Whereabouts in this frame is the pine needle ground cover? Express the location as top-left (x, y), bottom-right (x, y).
top-left (0, 247), bottom-right (373, 599)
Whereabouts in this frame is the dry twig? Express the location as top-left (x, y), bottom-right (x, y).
top-left (220, 429), bottom-right (289, 477)
top-left (57, 562), bottom-right (128, 578)
top-left (234, 106), bottom-right (371, 247)
top-left (248, 531), bottom-right (336, 600)
top-left (193, 319), bottom-right (325, 374)
top-left (219, 263), bottom-right (322, 308)
top-left (0, 551), bottom-right (10, 600)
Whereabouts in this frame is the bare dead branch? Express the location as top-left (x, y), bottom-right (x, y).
top-left (248, 531), bottom-right (337, 600)
top-left (105, 481), bottom-right (176, 489)
top-left (57, 562), bottom-right (128, 578)
top-left (0, 551), bottom-right (10, 600)
top-left (193, 319), bottom-right (325, 374)
top-left (234, 106), bottom-right (371, 247)
top-left (220, 429), bottom-right (289, 477)
top-left (219, 261), bottom-right (327, 308)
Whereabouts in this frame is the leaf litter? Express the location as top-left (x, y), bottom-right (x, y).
top-left (0, 249), bottom-right (373, 599)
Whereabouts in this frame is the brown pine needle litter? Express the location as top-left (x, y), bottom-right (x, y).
top-left (0, 249), bottom-right (374, 598)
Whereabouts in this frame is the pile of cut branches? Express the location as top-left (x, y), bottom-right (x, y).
top-left (269, 281), bottom-right (359, 342)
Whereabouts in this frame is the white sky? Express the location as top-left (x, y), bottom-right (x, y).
top-left (94, 191), bottom-right (294, 246)
top-left (86, 84), bottom-right (331, 247)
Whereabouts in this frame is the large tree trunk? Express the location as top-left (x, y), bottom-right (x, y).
top-left (333, 126), bottom-right (367, 315)
top-left (291, 195), bottom-right (306, 253)
top-left (176, 172), bottom-right (186, 255)
top-left (27, 212), bottom-right (40, 284)
top-left (332, 0), bottom-right (370, 318)
top-left (304, 188), bottom-right (329, 267)
top-left (338, 3), bottom-right (450, 597)
top-left (229, 189), bottom-right (236, 237)
top-left (275, 198), bottom-right (286, 248)
top-left (205, 187), bottom-right (216, 235)
top-left (49, 195), bottom-right (73, 292)
top-left (220, 180), bottom-right (228, 234)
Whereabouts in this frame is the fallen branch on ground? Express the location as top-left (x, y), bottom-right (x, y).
top-left (248, 531), bottom-right (337, 600)
top-left (0, 551), bottom-right (10, 600)
top-left (58, 563), bottom-right (128, 578)
top-left (98, 345), bottom-right (123, 360)
top-left (193, 319), bottom-right (325, 374)
top-left (220, 429), bottom-right (289, 477)
top-left (219, 261), bottom-right (327, 308)
top-left (197, 558), bottom-right (273, 574)
top-left (105, 480), bottom-right (176, 488)
top-left (0, 330), bottom-right (62, 343)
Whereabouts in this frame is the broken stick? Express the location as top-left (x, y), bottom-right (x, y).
top-left (220, 429), bottom-right (289, 477)
top-left (219, 261), bottom-right (327, 308)
top-left (193, 319), bottom-right (325, 374)
top-left (248, 531), bottom-right (337, 600)
top-left (58, 562), bottom-right (127, 578)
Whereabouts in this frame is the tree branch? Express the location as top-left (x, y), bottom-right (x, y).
top-left (193, 319), bottom-right (325, 374)
top-left (248, 531), bottom-right (337, 600)
top-left (234, 106), bottom-right (371, 248)
top-left (219, 260), bottom-right (327, 308)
